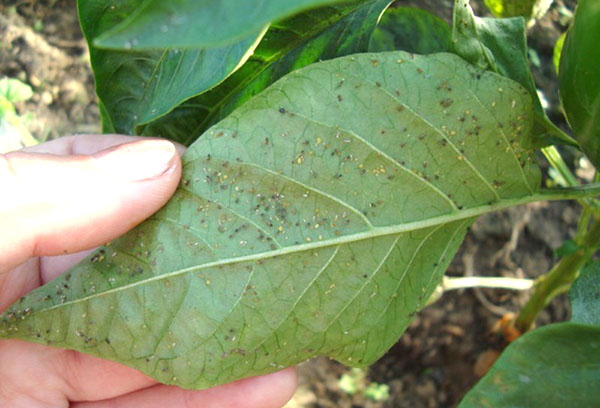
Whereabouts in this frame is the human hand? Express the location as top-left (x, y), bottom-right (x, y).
top-left (0, 134), bottom-right (297, 407)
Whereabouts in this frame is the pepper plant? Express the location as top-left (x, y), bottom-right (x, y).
top-left (1, 0), bottom-right (599, 404)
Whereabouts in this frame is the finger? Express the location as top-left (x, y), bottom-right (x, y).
top-left (23, 134), bottom-right (186, 157)
top-left (0, 138), bottom-right (182, 273)
top-left (39, 250), bottom-right (94, 284)
top-left (35, 135), bottom-right (186, 283)
top-left (71, 368), bottom-right (298, 408)
top-left (0, 259), bottom-right (40, 311)
top-left (0, 340), bottom-right (156, 405)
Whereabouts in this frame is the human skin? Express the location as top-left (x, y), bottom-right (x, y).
top-left (0, 134), bottom-right (297, 408)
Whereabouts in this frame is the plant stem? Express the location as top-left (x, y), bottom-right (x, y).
top-left (442, 276), bottom-right (534, 291)
top-left (541, 145), bottom-right (600, 211)
top-left (542, 145), bottom-right (578, 186)
top-left (426, 276), bottom-right (534, 306)
top-left (515, 217), bottom-right (600, 332)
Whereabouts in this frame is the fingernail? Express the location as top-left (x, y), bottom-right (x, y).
top-left (94, 140), bottom-right (177, 181)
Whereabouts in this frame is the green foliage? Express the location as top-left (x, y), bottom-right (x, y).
top-left (338, 368), bottom-right (390, 402)
top-left (553, 238), bottom-right (579, 258)
top-left (553, 32), bottom-right (565, 75)
top-left (459, 323), bottom-right (600, 407)
top-left (0, 77), bottom-right (37, 153)
top-left (3, 0), bottom-right (600, 402)
top-left (93, 0), bottom-right (347, 49)
top-left (78, 0), bottom-right (265, 139)
top-left (461, 263), bottom-right (600, 407)
top-left (452, 0), bottom-right (561, 148)
top-left (0, 51), bottom-right (542, 389)
top-left (368, 7), bottom-right (452, 54)
top-left (0, 77), bottom-right (33, 103)
top-left (482, 0), bottom-right (552, 19)
top-left (139, 0), bottom-right (392, 145)
top-left (570, 262), bottom-right (600, 326)
top-left (559, 0), bottom-right (600, 169)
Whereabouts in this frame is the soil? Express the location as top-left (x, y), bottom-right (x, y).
top-left (0, 1), bottom-right (581, 407)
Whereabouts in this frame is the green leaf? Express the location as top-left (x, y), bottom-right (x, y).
top-left (452, 1), bottom-right (537, 111)
top-left (0, 95), bottom-right (37, 153)
top-left (553, 238), bottom-right (579, 258)
top-left (140, 0), bottom-right (391, 145)
top-left (570, 261), bottom-right (600, 326)
top-left (552, 32), bottom-right (565, 75)
top-left (368, 7), bottom-right (452, 54)
top-left (559, 0), bottom-right (600, 169)
top-left (482, 0), bottom-right (552, 19)
top-left (0, 52), bottom-right (541, 389)
top-left (461, 251), bottom-right (600, 406)
top-left (94, 0), bottom-right (348, 50)
top-left (451, 0), bottom-right (574, 148)
top-left (460, 323), bottom-right (600, 407)
top-left (0, 77), bottom-right (33, 103)
top-left (77, 0), bottom-right (264, 139)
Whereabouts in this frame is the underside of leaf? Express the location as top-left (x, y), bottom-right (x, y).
top-left (0, 51), bottom-right (540, 389)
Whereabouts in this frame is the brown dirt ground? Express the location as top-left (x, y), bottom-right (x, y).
top-left (0, 0), bottom-right (582, 407)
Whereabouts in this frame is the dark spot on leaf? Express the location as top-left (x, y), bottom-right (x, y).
top-left (440, 98), bottom-right (453, 108)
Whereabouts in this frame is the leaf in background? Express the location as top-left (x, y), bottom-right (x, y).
top-left (559, 0), bottom-right (600, 168)
top-left (0, 77), bottom-right (33, 103)
top-left (77, 0), bottom-right (264, 139)
top-left (452, 0), bottom-right (574, 148)
top-left (140, 0), bottom-right (392, 145)
top-left (459, 323), bottom-right (600, 407)
top-left (0, 78), bottom-right (37, 153)
top-left (0, 52), bottom-right (540, 389)
top-left (482, 0), bottom-right (553, 19)
top-left (0, 96), bottom-right (37, 153)
top-left (94, 0), bottom-right (348, 50)
top-left (368, 7), bottom-right (452, 54)
top-left (570, 262), bottom-right (600, 326)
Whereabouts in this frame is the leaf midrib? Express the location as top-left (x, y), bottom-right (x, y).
top-left (36, 193), bottom-right (544, 314)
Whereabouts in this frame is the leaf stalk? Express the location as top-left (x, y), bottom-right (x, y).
top-left (514, 217), bottom-right (600, 332)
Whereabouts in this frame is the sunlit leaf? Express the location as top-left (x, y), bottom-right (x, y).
top-left (140, 0), bottom-right (391, 145)
top-left (0, 77), bottom-right (33, 103)
top-left (483, 0), bottom-right (552, 19)
top-left (78, 0), bottom-right (264, 140)
top-left (94, 0), bottom-right (348, 50)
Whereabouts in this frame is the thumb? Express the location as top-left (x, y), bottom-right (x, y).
top-left (0, 138), bottom-right (182, 273)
